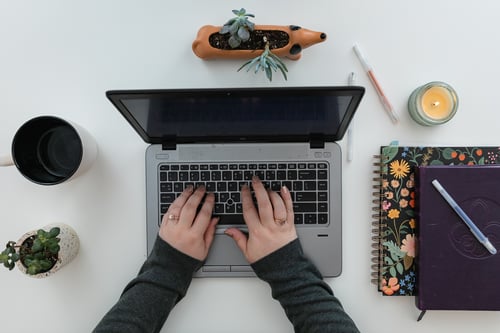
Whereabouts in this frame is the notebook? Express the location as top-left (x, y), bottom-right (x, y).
top-left (107, 86), bottom-right (365, 277)
top-left (372, 144), bottom-right (500, 295)
top-left (415, 165), bottom-right (500, 312)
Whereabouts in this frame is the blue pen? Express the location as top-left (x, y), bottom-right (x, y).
top-left (432, 179), bottom-right (497, 255)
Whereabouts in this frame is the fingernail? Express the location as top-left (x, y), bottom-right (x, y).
top-left (252, 175), bottom-right (260, 182)
top-left (185, 185), bottom-right (194, 192)
top-left (282, 185), bottom-right (289, 194)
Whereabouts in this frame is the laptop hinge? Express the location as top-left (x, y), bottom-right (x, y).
top-left (309, 133), bottom-right (325, 149)
top-left (161, 136), bottom-right (177, 150)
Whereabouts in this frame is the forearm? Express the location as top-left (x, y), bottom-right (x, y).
top-left (252, 239), bottom-right (359, 333)
top-left (93, 236), bottom-right (202, 333)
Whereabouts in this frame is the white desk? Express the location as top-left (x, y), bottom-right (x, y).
top-left (2, 1), bottom-right (500, 332)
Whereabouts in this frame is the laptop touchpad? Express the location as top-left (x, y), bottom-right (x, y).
top-left (205, 234), bottom-right (248, 266)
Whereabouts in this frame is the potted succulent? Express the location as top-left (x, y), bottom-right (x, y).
top-left (192, 8), bottom-right (327, 81)
top-left (0, 223), bottom-right (79, 278)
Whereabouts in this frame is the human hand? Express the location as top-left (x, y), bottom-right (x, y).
top-left (159, 185), bottom-right (219, 261)
top-left (225, 176), bottom-right (298, 264)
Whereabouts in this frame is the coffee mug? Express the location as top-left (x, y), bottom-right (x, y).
top-left (0, 116), bottom-right (97, 185)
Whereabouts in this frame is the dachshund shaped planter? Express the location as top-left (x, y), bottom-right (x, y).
top-left (192, 25), bottom-right (327, 61)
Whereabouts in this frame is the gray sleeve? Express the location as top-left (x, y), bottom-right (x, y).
top-left (93, 236), bottom-right (202, 333)
top-left (251, 239), bottom-right (360, 333)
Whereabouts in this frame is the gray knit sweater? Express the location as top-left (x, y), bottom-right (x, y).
top-left (93, 237), bottom-right (359, 333)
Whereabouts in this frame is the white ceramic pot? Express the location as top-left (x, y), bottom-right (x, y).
top-left (16, 223), bottom-right (80, 278)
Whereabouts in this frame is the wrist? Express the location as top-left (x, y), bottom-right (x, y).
top-left (251, 237), bottom-right (301, 276)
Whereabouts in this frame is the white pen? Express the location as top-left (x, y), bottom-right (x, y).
top-left (346, 72), bottom-right (355, 162)
top-left (432, 179), bottom-right (497, 255)
top-left (353, 43), bottom-right (399, 124)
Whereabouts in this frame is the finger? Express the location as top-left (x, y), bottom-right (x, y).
top-left (203, 217), bottom-right (220, 249)
top-left (179, 186), bottom-right (206, 226)
top-left (281, 185), bottom-right (295, 224)
top-left (268, 189), bottom-right (287, 223)
top-left (192, 192), bottom-right (216, 233)
top-left (166, 185), bottom-right (194, 223)
top-left (224, 228), bottom-right (248, 257)
top-left (241, 184), bottom-right (260, 230)
top-left (252, 176), bottom-right (274, 224)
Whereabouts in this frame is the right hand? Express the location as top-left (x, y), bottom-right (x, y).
top-left (225, 176), bottom-right (298, 263)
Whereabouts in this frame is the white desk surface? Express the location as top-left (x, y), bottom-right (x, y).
top-left (2, 1), bottom-right (500, 332)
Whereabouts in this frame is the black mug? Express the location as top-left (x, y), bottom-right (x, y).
top-left (0, 116), bottom-right (97, 185)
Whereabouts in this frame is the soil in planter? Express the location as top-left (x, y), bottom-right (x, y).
top-left (19, 236), bottom-right (58, 274)
top-left (209, 30), bottom-right (290, 50)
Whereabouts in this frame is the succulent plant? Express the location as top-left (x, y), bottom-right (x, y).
top-left (220, 8), bottom-right (255, 48)
top-left (0, 227), bottom-right (60, 275)
top-left (0, 241), bottom-right (19, 270)
top-left (238, 37), bottom-right (288, 82)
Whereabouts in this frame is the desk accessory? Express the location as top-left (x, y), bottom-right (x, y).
top-left (415, 165), bottom-right (500, 315)
top-left (0, 223), bottom-right (79, 278)
top-left (353, 43), bottom-right (399, 124)
top-left (192, 8), bottom-right (326, 81)
top-left (0, 116), bottom-right (97, 185)
top-left (408, 81), bottom-right (459, 126)
top-left (372, 144), bottom-right (500, 296)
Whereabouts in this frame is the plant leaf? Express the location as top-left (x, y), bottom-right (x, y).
top-left (237, 27), bottom-right (250, 41)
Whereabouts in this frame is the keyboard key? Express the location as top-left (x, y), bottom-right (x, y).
top-left (304, 181), bottom-right (316, 191)
top-left (318, 192), bottom-right (328, 201)
top-left (293, 203), bottom-right (317, 212)
top-left (318, 214), bottom-right (328, 224)
top-left (296, 192), bottom-right (316, 201)
top-left (305, 214), bottom-right (317, 224)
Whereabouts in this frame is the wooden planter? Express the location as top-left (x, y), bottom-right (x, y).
top-left (192, 25), bottom-right (327, 61)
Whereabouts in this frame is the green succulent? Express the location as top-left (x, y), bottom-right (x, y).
top-left (238, 37), bottom-right (288, 82)
top-left (0, 241), bottom-right (20, 270)
top-left (220, 8), bottom-right (255, 48)
top-left (0, 227), bottom-right (60, 275)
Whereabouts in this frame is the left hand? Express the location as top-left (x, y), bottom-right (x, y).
top-left (159, 185), bottom-right (219, 261)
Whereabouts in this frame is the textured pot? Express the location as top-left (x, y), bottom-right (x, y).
top-left (192, 24), bottom-right (327, 61)
top-left (16, 223), bottom-right (80, 278)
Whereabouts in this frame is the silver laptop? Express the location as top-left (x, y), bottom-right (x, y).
top-left (107, 86), bottom-right (364, 277)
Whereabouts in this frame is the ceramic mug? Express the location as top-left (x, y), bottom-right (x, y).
top-left (0, 116), bottom-right (97, 185)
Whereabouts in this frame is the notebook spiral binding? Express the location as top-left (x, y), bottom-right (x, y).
top-left (371, 154), bottom-right (385, 287)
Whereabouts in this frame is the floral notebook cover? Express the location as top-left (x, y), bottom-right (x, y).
top-left (372, 145), bottom-right (500, 296)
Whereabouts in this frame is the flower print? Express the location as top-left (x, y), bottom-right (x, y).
top-left (401, 234), bottom-right (416, 258)
top-left (409, 192), bottom-right (415, 208)
top-left (382, 179), bottom-right (389, 189)
top-left (390, 179), bottom-right (400, 188)
top-left (399, 198), bottom-right (408, 208)
top-left (389, 159), bottom-right (410, 179)
top-left (409, 218), bottom-right (416, 229)
top-left (382, 201), bottom-right (391, 211)
top-left (384, 191), bottom-right (394, 200)
top-left (476, 149), bottom-right (483, 157)
top-left (400, 188), bottom-right (410, 197)
top-left (458, 153), bottom-right (466, 161)
top-left (381, 277), bottom-right (400, 296)
top-left (387, 209), bottom-right (400, 219)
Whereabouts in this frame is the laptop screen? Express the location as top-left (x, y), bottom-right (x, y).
top-left (107, 86), bottom-right (364, 144)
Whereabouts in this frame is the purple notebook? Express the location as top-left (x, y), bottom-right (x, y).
top-left (416, 165), bottom-right (500, 311)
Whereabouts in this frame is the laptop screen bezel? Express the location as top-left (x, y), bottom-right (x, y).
top-left (106, 86), bottom-right (365, 144)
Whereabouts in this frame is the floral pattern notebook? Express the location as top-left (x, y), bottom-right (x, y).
top-left (372, 145), bottom-right (500, 296)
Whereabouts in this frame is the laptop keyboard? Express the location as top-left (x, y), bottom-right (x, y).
top-left (158, 162), bottom-right (329, 226)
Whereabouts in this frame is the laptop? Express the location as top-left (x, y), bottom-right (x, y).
top-left (106, 86), bottom-right (365, 277)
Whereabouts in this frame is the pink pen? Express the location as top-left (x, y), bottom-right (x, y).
top-left (353, 44), bottom-right (399, 124)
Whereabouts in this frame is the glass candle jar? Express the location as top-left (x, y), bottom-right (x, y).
top-left (408, 81), bottom-right (458, 126)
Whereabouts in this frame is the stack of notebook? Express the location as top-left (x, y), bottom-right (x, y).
top-left (371, 144), bottom-right (500, 297)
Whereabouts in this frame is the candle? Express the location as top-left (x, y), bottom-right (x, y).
top-left (408, 81), bottom-right (458, 126)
